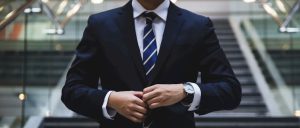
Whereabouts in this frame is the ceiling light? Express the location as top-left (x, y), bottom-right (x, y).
top-left (24, 8), bottom-right (42, 13)
top-left (276, 0), bottom-right (287, 13)
top-left (91, 0), bottom-right (104, 4)
top-left (171, 0), bottom-right (177, 3)
top-left (280, 27), bottom-right (300, 33)
top-left (262, 3), bottom-right (283, 26)
top-left (32, 8), bottom-right (42, 13)
top-left (295, 110), bottom-right (300, 117)
top-left (244, 0), bottom-right (256, 3)
top-left (44, 28), bottom-right (64, 35)
top-left (56, 0), bottom-right (68, 15)
top-left (18, 93), bottom-right (26, 101)
top-left (41, 0), bottom-right (49, 3)
top-left (66, 3), bottom-right (81, 17)
top-left (24, 8), bottom-right (31, 13)
top-left (263, 3), bottom-right (279, 18)
top-left (5, 11), bottom-right (15, 18)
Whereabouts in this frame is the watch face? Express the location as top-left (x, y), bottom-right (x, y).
top-left (185, 84), bottom-right (194, 94)
top-left (183, 84), bottom-right (195, 105)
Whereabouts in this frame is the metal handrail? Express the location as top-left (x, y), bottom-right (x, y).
top-left (41, 0), bottom-right (86, 34)
top-left (0, 0), bottom-right (36, 31)
top-left (280, 0), bottom-right (300, 32)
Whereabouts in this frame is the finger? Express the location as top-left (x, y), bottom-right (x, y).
top-left (132, 91), bottom-right (143, 99)
top-left (131, 111), bottom-right (145, 120)
top-left (133, 105), bottom-right (147, 114)
top-left (128, 116), bottom-right (142, 123)
top-left (147, 96), bottom-right (161, 105)
top-left (134, 98), bottom-right (147, 108)
top-left (149, 102), bottom-right (161, 109)
top-left (143, 89), bottom-right (159, 102)
top-left (143, 85), bottom-right (158, 94)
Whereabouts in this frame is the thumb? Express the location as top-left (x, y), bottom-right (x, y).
top-left (132, 91), bottom-right (143, 99)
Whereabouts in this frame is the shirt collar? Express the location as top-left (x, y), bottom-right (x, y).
top-left (132, 0), bottom-right (170, 21)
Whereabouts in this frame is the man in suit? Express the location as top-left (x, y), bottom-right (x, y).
top-left (61, 0), bottom-right (241, 128)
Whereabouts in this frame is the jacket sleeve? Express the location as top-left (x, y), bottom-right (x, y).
top-left (194, 17), bottom-right (242, 115)
top-left (61, 15), bottom-right (109, 121)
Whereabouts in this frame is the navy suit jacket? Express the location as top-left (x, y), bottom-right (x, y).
top-left (62, 1), bottom-right (241, 128)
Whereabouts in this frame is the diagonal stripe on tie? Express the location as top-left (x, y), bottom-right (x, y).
top-left (143, 38), bottom-right (156, 52)
top-left (146, 64), bottom-right (155, 75)
top-left (143, 28), bottom-right (153, 39)
top-left (143, 49), bottom-right (157, 65)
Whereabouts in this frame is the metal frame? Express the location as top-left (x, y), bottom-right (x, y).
top-left (0, 0), bottom-right (36, 30)
top-left (258, 0), bottom-right (300, 33)
top-left (279, 0), bottom-right (300, 32)
top-left (41, 1), bottom-right (64, 34)
top-left (41, 0), bottom-right (86, 35)
top-left (0, 0), bottom-right (86, 34)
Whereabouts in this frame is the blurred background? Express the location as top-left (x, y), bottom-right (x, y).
top-left (0, 0), bottom-right (300, 128)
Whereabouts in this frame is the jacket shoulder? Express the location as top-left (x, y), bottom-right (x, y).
top-left (179, 7), bottom-right (212, 27)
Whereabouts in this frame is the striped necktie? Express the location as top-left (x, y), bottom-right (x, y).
top-left (142, 12), bottom-right (158, 80)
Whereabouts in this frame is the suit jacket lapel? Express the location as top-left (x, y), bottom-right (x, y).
top-left (115, 2), bottom-right (185, 87)
top-left (148, 3), bottom-right (185, 85)
top-left (117, 2), bottom-right (148, 86)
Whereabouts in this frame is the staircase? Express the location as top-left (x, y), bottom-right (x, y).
top-left (38, 116), bottom-right (300, 128)
top-left (195, 19), bottom-right (300, 127)
top-left (195, 117), bottom-right (300, 128)
top-left (39, 118), bottom-right (99, 128)
top-left (254, 50), bottom-right (300, 86)
top-left (36, 20), bottom-right (300, 127)
top-left (269, 50), bottom-right (300, 85)
top-left (198, 19), bottom-right (268, 117)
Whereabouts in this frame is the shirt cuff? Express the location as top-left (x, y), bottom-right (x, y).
top-left (187, 82), bottom-right (201, 111)
top-left (102, 91), bottom-right (117, 120)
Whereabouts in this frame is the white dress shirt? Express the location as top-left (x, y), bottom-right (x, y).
top-left (102, 0), bottom-right (201, 119)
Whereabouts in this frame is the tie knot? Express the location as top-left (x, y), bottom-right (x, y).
top-left (143, 12), bottom-right (157, 24)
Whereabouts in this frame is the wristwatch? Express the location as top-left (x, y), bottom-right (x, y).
top-left (182, 82), bottom-right (195, 106)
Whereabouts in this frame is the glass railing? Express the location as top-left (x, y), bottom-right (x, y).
top-left (240, 0), bottom-right (300, 116)
top-left (1, 0), bottom-right (132, 127)
top-left (0, 0), bottom-right (86, 127)
top-left (248, 19), bottom-right (300, 115)
top-left (0, 2), bottom-right (28, 127)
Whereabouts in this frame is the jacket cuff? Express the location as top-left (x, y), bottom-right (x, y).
top-left (187, 82), bottom-right (201, 111)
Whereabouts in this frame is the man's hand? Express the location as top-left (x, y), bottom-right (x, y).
top-left (108, 91), bottom-right (147, 123)
top-left (142, 84), bottom-right (186, 109)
